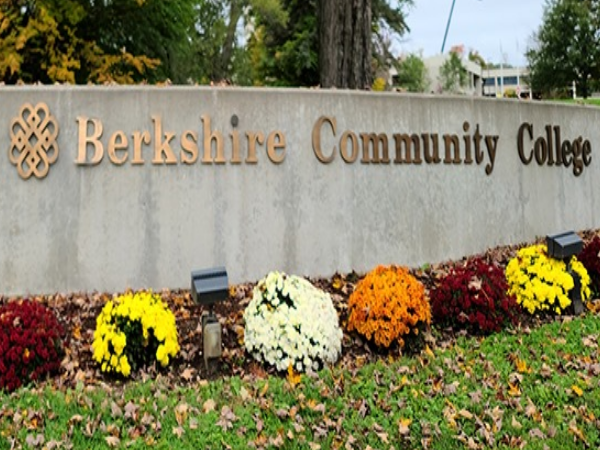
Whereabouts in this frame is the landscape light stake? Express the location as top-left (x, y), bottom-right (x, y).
top-left (546, 231), bottom-right (584, 315)
top-left (191, 267), bottom-right (229, 370)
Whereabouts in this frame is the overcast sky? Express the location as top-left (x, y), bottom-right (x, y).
top-left (396, 1), bottom-right (546, 67)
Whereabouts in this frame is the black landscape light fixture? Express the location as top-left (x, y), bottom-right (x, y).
top-left (191, 267), bottom-right (229, 368)
top-left (546, 231), bottom-right (584, 315)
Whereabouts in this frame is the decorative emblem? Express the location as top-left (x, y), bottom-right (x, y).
top-left (9, 103), bottom-right (59, 180)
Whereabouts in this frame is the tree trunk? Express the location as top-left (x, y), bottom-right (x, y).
top-left (217, 0), bottom-right (244, 82)
top-left (319, 0), bottom-right (372, 89)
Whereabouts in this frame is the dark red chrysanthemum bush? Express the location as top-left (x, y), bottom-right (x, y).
top-left (578, 236), bottom-right (600, 297)
top-left (430, 258), bottom-right (518, 334)
top-left (0, 300), bottom-right (67, 391)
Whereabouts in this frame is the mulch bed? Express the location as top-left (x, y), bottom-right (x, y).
top-left (1, 230), bottom-right (598, 390)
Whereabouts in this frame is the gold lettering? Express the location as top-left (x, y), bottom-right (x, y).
top-left (266, 131), bottom-right (286, 164)
top-left (340, 131), bottom-right (358, 163)
top-left (393, 134), bottom-right (421, 164)
top-left (245, 131), bottom-right (264, 164)
top-left (108, 131), bottom-right (128, 165)
top-left (151, 116), bottom-right (177, 165)
top-left (360, 133), bottom-right (389, 164)
top-left (230, 129), bottom-right (241, 164)
top-left (132, 131), bottom-right (150, 165)
top-left (201, 114), bottom-right (225, 164)
top-left (517, 122), bottom-right (533, 164)
top-left (312, 116), bottom-right (336, 163)
top-left (181, 130), bottom-right (199, 164)
top-left (75, 117), bottom-right (103, 165)
top-left (443, 134), bottom-right (461, 164)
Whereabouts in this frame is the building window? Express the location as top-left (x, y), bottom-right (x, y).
top-left (484, 78), bottom-right (495, 86)
top-left (499, 76), bottom-right (518, 85)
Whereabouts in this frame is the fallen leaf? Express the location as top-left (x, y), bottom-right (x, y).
top-left (468, 277), bottom-right (482, 290)
top-left (458, 409), bottom-right (473, 420)
top-left (568, 418), bottom-right (587, 444)
top-left (105, 436), bottom-right (120, 447)
top-left (240, 386), bottom-right (250, 402)
top-left (175, 402), bottom-right (189, 426)
top-left (110, 402), bottom-right (123, 418)
top-left (376, 431), bottom-right (389, 444)
top-left (124, 401), bottom-right (139, 421)
top-left (25, 434), bottom-right (44, 447)
top-left (398, 418), bottom-right (412, 435)
top-left (572, 385), bottom-right (583, 397)
top-left (507, 382), bottom-right (521, 397)
top-left (287, 365), bottom-right (302, 387)
top-left (529, 428), bottom-right (546, 439)
top-left (216, 406), bottom-right (238, 430)
top-left (424, 345), bottom-right (435, 358)
top-left (469, 390), bottom-right (482, 404)
top-left (181, 367), bottom-right (195, 381)
top-left (172, 426), bottom-right (185, 438)
top-left (515, 359), bottom-right (529, 374)
top-left (511, 415), bottom-right (522, 429)
top-left (203, 399), bottom-right (216, 413)
top-left (444, 381), bottom-right (459, 395)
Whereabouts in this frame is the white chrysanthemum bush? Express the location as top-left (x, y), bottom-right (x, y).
top-left (243, 271), bottom-right (343, 372)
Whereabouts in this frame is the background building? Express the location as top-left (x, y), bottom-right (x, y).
top-left (482, 67), bottom-right (530, 98)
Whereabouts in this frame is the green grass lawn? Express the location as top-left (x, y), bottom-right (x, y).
top-left (2, 314), bottom-right (599, 449)
top-left (550, 97), bottom-right (600, 107)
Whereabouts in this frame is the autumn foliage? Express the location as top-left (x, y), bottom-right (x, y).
top-left (0, 300), bottom-right (67, 392)
top-left (430, 258), bottom-right (518, 334)
top-left (578, 236), bottom-right (600, 297)
top-left (347, 265), bottom-right (431, 350)
top-left (0, 1), bottom-right (159, 84)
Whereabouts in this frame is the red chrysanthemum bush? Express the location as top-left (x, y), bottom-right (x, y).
top-left (578, 236), bottom-right (600, 297)
top-left (347, 265), bottom-right (431, 352)
top-left (430, 257), bottom-right (518, 334)
top-left (0, 300), bottom-right (67, 392)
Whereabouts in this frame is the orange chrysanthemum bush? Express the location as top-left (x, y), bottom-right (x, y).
top-left (347, 265), bottom-right (431, 352)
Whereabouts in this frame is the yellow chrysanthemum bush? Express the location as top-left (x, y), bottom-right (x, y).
top-left (93, 291), bottom-right (179, 377)
top-left (505, 244), bottom-right (591, 315)
top-left (347, 265), bottom-right (431, 352)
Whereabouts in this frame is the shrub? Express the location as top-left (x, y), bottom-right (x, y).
top-left (93, 291), bottom-right (179, 377)
top-left (243, 271), bottom-right (343, 373)
top-left (430, 257), bottom-right (517, 334)
top-left (347, 265), bottom-right (431, 351)
top-left (0, 300), bottom-right (66, 392)
top-left (578, 236), bottom-right (600, 297)
top-left (505, 244), bottom-right (591, 315)
top-left (372, 77), bottom-right (387, 92)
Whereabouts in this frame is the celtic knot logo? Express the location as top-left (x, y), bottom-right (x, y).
top-left (9, 103), bottom-right (59, 180)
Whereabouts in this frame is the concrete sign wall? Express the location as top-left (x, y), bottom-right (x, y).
top-left (0, 86), bottom-right (598, 295)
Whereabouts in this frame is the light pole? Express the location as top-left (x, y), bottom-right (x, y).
top-left (441, 0), bottom-right (482, 54)
top-left (441, 0), bottom-right (457, 54)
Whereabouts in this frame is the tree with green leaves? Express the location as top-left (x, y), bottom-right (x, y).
top-left (247, 0), bottom-right (412, 88)
top-left (527, 0), bottom-right (599, 99)
top-left (394, 53), bottom-right (429, 92)
top-left (439, 52), bottom-right (467, 93)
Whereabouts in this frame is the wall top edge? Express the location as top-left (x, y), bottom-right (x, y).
top-left (0, 85), bottom-right (596, 111)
